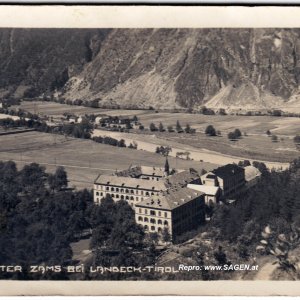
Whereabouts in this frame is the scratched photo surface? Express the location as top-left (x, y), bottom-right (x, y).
top-left (0, 5), bottom-right (300, 296)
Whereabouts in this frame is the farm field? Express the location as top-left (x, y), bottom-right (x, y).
top-left (10, 101), bottom-right (300, 163)
top-left (0, 131), bottom-right (217, 190)
top-left (137, 112), bottom-right (300, 136)
top-left (93, 129), bottom-right (291, 168)
top-left (133, 113), bottom-right (300, 163)
top-left (13, 101), bottom-right (150, 117)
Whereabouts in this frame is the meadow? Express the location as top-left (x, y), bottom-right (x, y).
top-left (0, 131), bottom-right (217, 190)
top-left (13, 101), bottom-right (149, 117)
top-left (12, 100), bottom-right (300, 163)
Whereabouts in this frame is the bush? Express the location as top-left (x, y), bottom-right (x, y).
top-left (293, 135), bottom-right (300, 145)
top-left (271, 135), bottom-right (278, 142)
top-left (228, 132), bottom-right (238, 141)
top-left (149, 123), bottom-right (157, 132)
top-left (205, 125), bottom-right (216, 136)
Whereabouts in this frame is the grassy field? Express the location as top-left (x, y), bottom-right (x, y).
top-left (134, 113), bottom-right (300, 163)
top-left (11, 101), bottom-right (300, 163)
top-left (13, 101), bottom-right (149, 117)
top-left (0, 131), bottom-right (218, 190)
top-left (138, 112), bottom-right (300, 136)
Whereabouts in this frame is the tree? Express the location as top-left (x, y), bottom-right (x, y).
top-left (227, 132), bottom-right (237, 141)
top-left (293, 135), bottom-right (300, 146)
top-left (219, 108), bottom-right (227, 115)
top-left (185, 124), bottom-right (191, 133)
top-left (149, 123), bottom-right (157, 132)
top-left (234, 128), bottom-right (242, 139)
top-left (162, 227), bottom-right (171, 243)
top-left (252, 161), bottom-right (268, 175)
top-left (176, 120), bottom-right (183, 133)
top-left (272, 134), bottom-right (278, 142)
top-left (158, 122), bottom-right (165, 132)
top-left (117, 139), bottom-right (126, 147)
top-left (214, 246), bottom-right (228, 265)
top-left (167, 125), bottom-right (174, 132)
top-left (48, 166), bottom-right (68, 191)
top-left (205, 125), bottom-right (216, 136)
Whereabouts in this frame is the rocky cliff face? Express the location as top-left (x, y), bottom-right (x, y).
top-left (1, 28), bottom-right (300, 110)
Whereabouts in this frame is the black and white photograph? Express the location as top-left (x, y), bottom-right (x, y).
top-left (0, 4), bottom-right (300, 296)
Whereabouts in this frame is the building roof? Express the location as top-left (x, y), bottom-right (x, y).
top-left (212, 164), bottom-right (244, 179)
top-left (187, 184), bottom-right (220, 196)
top-left (94, 174), bottom-right (167, 191)
top-left (244, 165), bottom-right (261, 182)
top-left (165, 169), bottom-right (200, 188)
top-left (136, 187), bottom-right (205, 210)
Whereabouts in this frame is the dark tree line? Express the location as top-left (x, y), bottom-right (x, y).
top-left (0, 161), bottom-right (93, 279)
top-left (0, 161), bottom-right (157, 280)
top-left (210, 158), bottom-right (300, 258)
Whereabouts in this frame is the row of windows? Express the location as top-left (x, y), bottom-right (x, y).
top-left (137, 217), bottom-right (169, 225)
top-left (138, 208), bottom-right (168, 218)
top-left (144, 225), bottom-right (165, 232)
top-left (95, 192), bottom-right (145, 202)
top-left (96, 185), bottom-right (157, 196)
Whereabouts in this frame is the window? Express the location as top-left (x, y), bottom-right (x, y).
top-left (126, 196), bottom-right (129, 200)
top-left (138, 216), bottom-right (143, 221)
top-left (121, 195), bottom-right (124, 200)
top-left (150, 218), bottom-right (156, 224)
top-left (111, 194), bottom-right (114, 198)
top-left (116, 194), bottom-right (119, 198)
top-left (158, 227), bottom-right (162, 232)
top-left (116, 188), bottom-right (119, 192)
top-left (164, 212), bottom-right (167, 218)
top-left (126, 189), bottom-right (129, 193)
top-left (136, 197), bottom-right (139, 201)
top-left (144, 217), bottom-right (149, 222)
top-left (151, 226), bottom-right (155, 231)
top-left (158, 220), bottom-right (162, 225)
top-left (131, 189), bottom-right (134, 194)
top-left (164, 220), bottom-right (169, 226)
top-left (100, 192), bottom-right (103, 196)
top-left (130, 196), bottom-right (134, 200)
top-left (106, 187), bottom-right (109, 191)
top-left (145, 209), bottom-right (148, 214)
top-left (146, 192), bottom-right (150, 196)
top-left (150, 210), bottom-right (156, 216)
top-left (121, 189), bottom-right (124, 193)
top-left (158, 211), bottom-right (161, 217)
top-left (111, 187), bottom-right (115, 192)
top-left (139, 208), bottom-right (142, 213)
top-left (144, 225), bottom-right (148, 230)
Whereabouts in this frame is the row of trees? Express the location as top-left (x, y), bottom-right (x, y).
top-left (149, 121), bottom-right (195, 134)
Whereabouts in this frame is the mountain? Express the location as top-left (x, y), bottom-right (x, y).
top-left (1, 28), bottom-right (300, 111)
